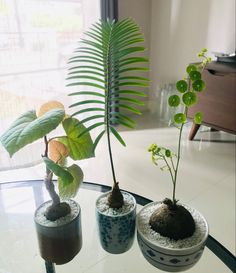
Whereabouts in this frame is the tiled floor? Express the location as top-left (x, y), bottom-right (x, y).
top-left (0, 112), bottom-right (235, 272)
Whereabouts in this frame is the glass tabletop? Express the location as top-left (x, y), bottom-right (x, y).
top-left (0, 181), bottom-right (235, 273)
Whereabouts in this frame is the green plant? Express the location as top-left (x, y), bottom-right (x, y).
top-left (0, 101), bottom-right (94, 220)
top-left (67, 18), bottom-right (149, 208)
top-left (148, 49), bottom-right (212, 240)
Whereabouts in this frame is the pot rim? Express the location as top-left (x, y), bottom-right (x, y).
top-left (137, 201), bottom-right (209, 252)
top-left (34, 199), bottom-right (81, 228)
top-left (95, 190), bottom-right (136, 217)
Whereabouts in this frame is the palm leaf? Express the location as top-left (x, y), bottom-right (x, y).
top-left (71, 108), bottom-right (105, 117)
top-left (67, 18), bottom-right (148, 150)
top-left (110, 97), bottom-right (145, 106)
top-left (116, 89), bottom-right (147, 97)
top-left (69, 91), bottom-right (105, 98)
top-left (69, 65), bottom-right (104, 72)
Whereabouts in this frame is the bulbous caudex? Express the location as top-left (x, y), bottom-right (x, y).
top-left (149, 198), bottom-right (195, 240)
top-left (108, 182), bottom-right (124, 209)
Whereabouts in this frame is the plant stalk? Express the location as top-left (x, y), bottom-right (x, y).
top-left (172, 122), bottom-right (184, 204)
top-left (43, 136), bottom-right (60, 206)
top-left (106, 122), bottom-right (117, 185)
top-left (105, 23), bottom-right (117, 187)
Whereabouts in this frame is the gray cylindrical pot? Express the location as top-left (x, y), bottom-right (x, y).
top-left (34, 199), bottom-right (82, 265)
top-left (96, 191), bottom-right (136, 254)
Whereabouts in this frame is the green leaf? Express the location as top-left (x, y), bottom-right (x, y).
top-left (66, 75), bottom-right (105, 84)
top-left (189, 70), bottom-right (201, 81)
top-left (118, 67), bottom-right (149, 74)
top-left (93, 130), bottom-right (106, 152)
top-left (77, 115), bottom-right (105, 125)
top-left (58, 164), bottom-right (84, 199)
top-left (176, 80), bottom-right (188, 93)
top-left (116, 47), bottom-right (145, 58)
top-left (119, 57), bottom-right (149, 67)
top-left (118, 76), bottom-right (149, 82)
top-left (192, 79), bottom-right (206, 92)
top-left (186, 64), bottom-right (197, 74)
top-left (110, 127), bottom-right (126, 146)
top-left (58, 117), bottom-right (94, 160)
top-left (69, 55), bottom-right (103, 64)
top-left (168, 95), bottom-right (180, 107)
top-left (43, 157), bottom-right (73, 185)
top-left (69, 91), bottom-right (105, 98)
top-left (182, 92), bottom-right (197, 107)
top-left (69, 65), bottom-right (104, 73)
top-left (110, 97), bottom-right (145, 106)
top-left (110, 117), bottom-right (135, 129)
top-left (118, 104), bottom-right (142, 115)
top-left (67, 82), bottom-right (105, 90)
top-left (194, 112), bottom-right (203, 124)
top-left (116, 81), bottom-right (149, 88)
top-left (77, 122), bottom-right (105, 139)
top-left (117, 90), bottom-right (146, 97)
top-left (0, 109), bottom-right (65, 157)
top-left (71, 108), bottom-right (105, 116)
top-left (70, 100), bottom-right (105, 108)
top-left (165, 149), bottom-right (171, 157)
top-left (174, 113), bottom-right (187, 124)
top-left (68, 69), bottom-right (104, 78)
top-left (110, 111), bottom-right (136, 125)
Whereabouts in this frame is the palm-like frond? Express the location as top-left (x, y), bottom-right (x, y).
top-left (67, 18), bottom-right (149, 150)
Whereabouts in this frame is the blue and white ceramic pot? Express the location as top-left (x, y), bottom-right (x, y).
top-left (137, 201), bottom-right (209, 272)
top-left (96, 191), bottom-right (136, 254)
top-left (34, 199), bottom-right (82, 265)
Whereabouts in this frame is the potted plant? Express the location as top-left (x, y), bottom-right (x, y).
top-left (66, 18), bottom-right (149, 254)
top-left (136, 49), bottom-right (212, 272)
top-left (0, 100), bottom-right (94, 265)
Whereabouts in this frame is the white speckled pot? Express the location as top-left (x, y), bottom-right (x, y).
top-left (34, 200), bottom-right (82, 265)
top-left (137, 201), bottom-right (209, 272)
top-left (96, 191), bottom-right (136, 254)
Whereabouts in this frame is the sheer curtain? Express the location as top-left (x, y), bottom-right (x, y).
top-left (0, 0), bottom-right (100, 171)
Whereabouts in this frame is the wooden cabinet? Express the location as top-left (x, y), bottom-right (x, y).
top-left (188, 61), bottom-right (236, 140)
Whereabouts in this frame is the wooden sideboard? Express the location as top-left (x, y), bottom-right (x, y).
top-left (187, 61), bottom-right (236, 140)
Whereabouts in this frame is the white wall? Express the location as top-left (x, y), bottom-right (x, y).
top-left (206, 0), bottom-right (235, 53)
top-left (149, 0), bottom-right (235, 113)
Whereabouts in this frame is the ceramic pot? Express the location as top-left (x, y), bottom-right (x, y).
top-left (96, 191), bottom-right (136, 254)
top-left (137, 201), bottom-right (209, 272)
top-left (34, 199), bottom-right (82, 265)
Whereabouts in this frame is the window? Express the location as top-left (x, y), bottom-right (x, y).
top-left (0, 0), bottom-right (100, 171)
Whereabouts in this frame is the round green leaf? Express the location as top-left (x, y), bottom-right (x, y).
top-left (176, 80), bottom-right (188, 93)
top-left (186, 64), bottom-right (197, 74)
top-left (165, 149), bottom-right (171, 157)
top-left (194, 112), bottom-right (203, 124)
top-left (189, 71), bottom-right (201, 81)
top-left (174, 113), bottom-right (187, 124)
top-left (182, 92), bottom-right (197, 107)
top-left (192, 79), bottom-right (206, 92)
top-left (168, 95), bottom-right (180, 107)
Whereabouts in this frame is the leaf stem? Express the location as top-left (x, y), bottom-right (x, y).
top-left (172, 122), bottom-right (184, 204)
top-left (162, 155), bottom-right (175, 185)
top-left (43, 136), bottom-right (60, 206)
